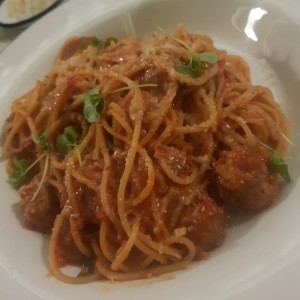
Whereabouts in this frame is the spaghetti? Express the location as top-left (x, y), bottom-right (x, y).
top-left (2, 25), bottom-right (290, 283)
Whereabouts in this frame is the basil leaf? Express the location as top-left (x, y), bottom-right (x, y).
top-left (83, 87), bottom-right (104, 123)
top-left (269, 152), bottom-right (291, 182)
top-left (8, 159), bottom-right (30, 189)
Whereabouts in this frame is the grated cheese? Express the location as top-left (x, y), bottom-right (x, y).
top-left (6, 0), bottom-right (56, 21)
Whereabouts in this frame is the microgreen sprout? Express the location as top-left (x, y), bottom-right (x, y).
top-left (79, 37), bottom-right (102, 50)
top-left (154, 24), bottom-right (218, 78)
top-left (269, 152), bottom-right (291, 182)
top-left (8, 159), bottom-right (30, 189)
top-left (104, 37), bottom-right (118, 47)
top-left (32, 130), bottom-right (49, 152)
top-left (108, 83), bottom-right (158, 94)
top-left (8, 154), bottom-right (47, 189)
top-left (31, 130), bottom-right (50, 201)
top-left (56, 126), bottom-right (82, 165)
top-left (83, 84), bottom-right (157, 123)
top-left (83, 87), bottom-right (104, 123)
top-left (258, 141), bottom-right (291, 182)
top-left (79, 36), bottom-right (118, 51)
top-left (175, 51), bottom-right (218, 78)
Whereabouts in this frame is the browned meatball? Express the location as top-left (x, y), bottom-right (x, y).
top-left (215, 147), bottom-right (279, 210)
top-left (179, 196), bottom-right (227, 251)
top-left (19, 176), bottom-right (60, 233)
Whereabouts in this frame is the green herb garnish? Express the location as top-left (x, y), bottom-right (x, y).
top-left (79, 37), bottom-right (102, 50)
top-left (195, 52), bottom-right (218, 64)
top-left (56, 126), bottom-right (79, 156)
top-left (83, 87), bottom-right (104, 123)
top-left (258, 141), bottom-right (291, 182)
top-left (8, 159), bottom-right (30, 189)
top-left (31, 130), bottom-right (50, 201)
top-left (154, 25), bottom-right (217, 79)
top-left (104, 37), bottom-right (118, 47)
top-left (108, 83), bottom-right (158, 94)
top-left (56, 126), bottom-right (82, 165)
top-left (32, 130), bottom-right (49, 152)
top-left (8, 154), bottom-right (47, 190)
top-left (175, 51), bottom-right (218, 78)
top-left (269, 152), bottom-right (291, 182)
top-left (79, 36), bottom-right (117, 51)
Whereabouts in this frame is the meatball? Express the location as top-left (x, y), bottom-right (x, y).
top-left (215, 147), bottom-right (279, 210)
top-left (19, 176), bottom-right (60, 233)
top-left (179, 195), bottom-right (227, 251)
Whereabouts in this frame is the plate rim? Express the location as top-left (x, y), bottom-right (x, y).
top-left (0, 0), bottom-right (300, 299)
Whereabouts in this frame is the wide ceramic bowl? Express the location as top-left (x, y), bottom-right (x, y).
top-left (0, 0), bottom-right (299, 299)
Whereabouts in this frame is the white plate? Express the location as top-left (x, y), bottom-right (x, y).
top-left (0, 0), bottom-right (300, 299)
